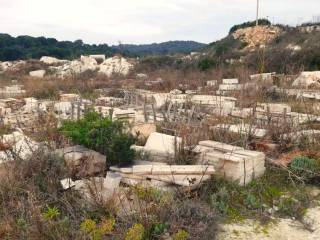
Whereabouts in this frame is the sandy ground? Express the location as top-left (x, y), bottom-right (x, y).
top-left (218, 207), bottom-right (320, 240)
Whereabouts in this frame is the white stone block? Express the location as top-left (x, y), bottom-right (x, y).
top-left (222, 78), bottom-right (239, 84)
top-left (29, 70), bottom-right (46, 78)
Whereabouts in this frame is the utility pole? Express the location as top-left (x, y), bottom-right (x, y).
top-left (256, 0), bottom-right (260, 26)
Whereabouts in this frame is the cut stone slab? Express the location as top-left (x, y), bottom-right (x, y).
top-left (132, 165), bottom-right (215, 175)
top-left (257, 103), bottom-right (291, 113)
top-left (219, 84), bottom-right (243, 91)
top-left (195, 140), bottom-right (266, 186)
top-left (199, 141), bottom-right (243, 153)
top-left (29, 70), bottom-right (46, 78)
top-left (60, 178), bottom-right (76, 190)
top-left (222, 78), bottom-right (239, 85)
top-left (144, 132), bottom-right (182, 155)
top-left (207, 80), bottom-right (218, 87)
top-left (40, 56), bottom-right (67, 65)
top-left (250, 72), bottom-right (275, 83)
top-left (170, 89), bottom-right (183, 95)
top-left (214, 124), bottom-right (267, 138)
top-left (282, 130), bottom-right (320, 140)
top-left (55, 145), bottom-right (106, 179)
top-left (70, 173), bottom-right (122, 203)
top-left (143, 174), bottom-right (211, 188)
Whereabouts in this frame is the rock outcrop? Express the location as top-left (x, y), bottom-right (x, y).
top-left (233, 25), bottom-right (281, 50)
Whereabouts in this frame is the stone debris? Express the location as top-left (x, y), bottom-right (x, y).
top-left (286, 44), bottom-right (302, 51)
top-left (35, 55), bottom-right (134, 78)
top-left (0, 60), bottom-right (26, 72)
top-left (222, 78), bottom-right (239, 85)
top-left (98, 56), bottom-right (133, 77)
top-left (233, 25), bottom-right (281, 49)
top-left (218, 84), bottom-right (243, 91)
top-left (23, 98), bottom-right (39, 113)
top-left (292, 71), bottom-right (320, 88)
top-left (170, 89), bottom-right (183, 95)
top-left (136, 73), bottom-right (148, 80)
top-left (29, 69), bottom-right (46, 78)
top-left (66, 56), bottom-right (98, 74)
top-left (194, 141), bottom-right (266, 185)
top-left (282, 130), bottom-right (320, 141)
top-left (131, 123), bottom-right (156, 140)
top-left (0, 85), bottom-right (26, 98)
top-left (55, 145), bottom-right (106, 179)
top-left (95, 97), bottom-right (124, 106)
top-left (213, 123), bottom-right (267, 138)
top-left (40, 56), bottom-right (68, 65)
top-left (89, 54), bottom-right (106, 63)
top-left (207, 80), bottom-right (218, 87)
top-left (60, 93), bottom-right (80, 102)
top-left (299, 24), bottom-right (320, 33)
top-left (257, 103), bottom-right (291, 114)
top-left (94, 106), bottom-right (136, 122)
top-left (111, 164), bottom-right (214, 189)
top-left (0, 130), bottom-right (39, 163)
top-left (250, 72), bottom-right (276, 84)
top-left (132, 132), bottom-right (182, 163)
top-left (61, 172), bottom-right (122, 203)
top-left (0, 130), bottom-right (25, 148)
top-left (217, 79), bottom-right (243, 94)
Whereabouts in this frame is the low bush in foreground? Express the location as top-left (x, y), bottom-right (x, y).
top-left (200, 164), bottom-right (316, 222)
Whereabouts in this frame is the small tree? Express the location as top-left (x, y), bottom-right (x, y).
top-left (60, 111), bottom-right (136, 167)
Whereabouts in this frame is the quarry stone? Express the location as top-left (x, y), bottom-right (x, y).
top-left (29, 70), bottom-right (46, 78)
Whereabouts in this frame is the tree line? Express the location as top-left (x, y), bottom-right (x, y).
top-left (0, 33), bottom-right (115, 61)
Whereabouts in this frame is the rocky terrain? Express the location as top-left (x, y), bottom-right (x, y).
top-left (1, 21), bottom-right (320, 240)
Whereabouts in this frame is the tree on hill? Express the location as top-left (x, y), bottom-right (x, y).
top-left (229, 19), bottom-right (271, 34)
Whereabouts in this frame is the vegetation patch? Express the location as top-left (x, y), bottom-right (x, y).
top-left (59, 111), bottom-right (136, 167)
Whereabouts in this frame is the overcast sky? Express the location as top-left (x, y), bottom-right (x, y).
top-left (0, 0), bottom-right (319, 45)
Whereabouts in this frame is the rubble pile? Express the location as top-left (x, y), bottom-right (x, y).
top-left (0, 85), bottom-right (26, 98)
top-left (233, 25), bottom-right (281, 49)
top-left (292, 71), bottom-right (320, 88)
top-left (0, 130), bottom-right (39, 163)
top-left (1, 55), bottom-right (134, 79)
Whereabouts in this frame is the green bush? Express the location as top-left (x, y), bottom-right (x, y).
top-left (197, 58), bottom-right (215, 71)
top-left (289, 156), bottom-right (319, 181)
top-left (60, 111), bottom-right (136, 167)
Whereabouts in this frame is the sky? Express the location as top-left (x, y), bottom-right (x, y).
top-left (0, 0), bottom-right (319, 45)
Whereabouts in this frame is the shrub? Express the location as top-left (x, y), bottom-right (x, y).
top-left (43, 206), bottom-right (61, 220)
top-left (172, 230), bottom-right (189, 240)
top-left (81, 218), bottom-right (115, 240)
top-left (289, 156), bottom-right (319, 181)
top-left (125, 224), bottom-right (145, 240)
top-left (197, 58), bottom-right (215, 71)
top-left (60, 111), bottom-right (136, 167)
top-left (203, 166), bottom-right (311, 221)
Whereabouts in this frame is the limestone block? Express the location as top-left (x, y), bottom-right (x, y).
top-left (222, 78), bottom-right (239, 85)
top-left (29, 70), bottom-right (46, 78)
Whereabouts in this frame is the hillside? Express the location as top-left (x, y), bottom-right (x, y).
top-left (204, 21), bottom-right (320, 74)
top-left (0, 34), bottom-right (116, 61)
top-left (112, 41), bottom-right (207, 56)
top-left (0, 34), bottom-right (206, 61)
